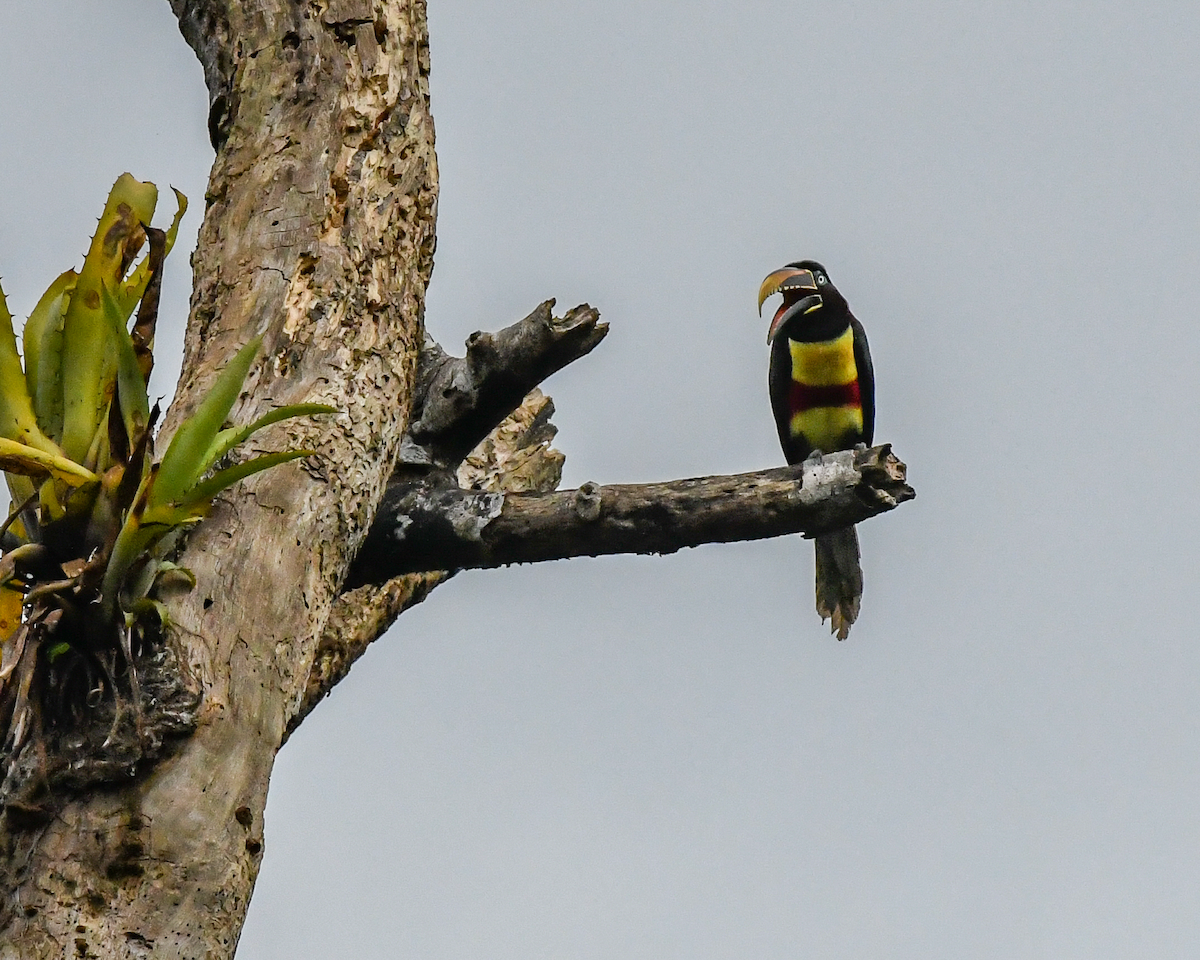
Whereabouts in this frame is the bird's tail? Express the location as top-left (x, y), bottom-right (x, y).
top-left (814, 526), bottom-right (863, 640)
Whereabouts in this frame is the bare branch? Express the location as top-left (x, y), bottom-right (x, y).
top-left (348, 445), bottom-right (913, 586)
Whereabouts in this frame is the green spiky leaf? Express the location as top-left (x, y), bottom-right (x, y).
top-left (203, 403), bottom-right (335, 473)
top-left (60, 174), bottom-right (157, 461)
top-left (0, 436), bottom-right (98, 486)
top-left (149, 336), bottom-right (262, 510)
top-left (0, 283), bottom-right (62, 456)
top-left (182, 449), bottom-right (311, 508)
top-left (144, 450), bottom-right (311, 529)
top-left (23, 269), bottom-right (76, 444)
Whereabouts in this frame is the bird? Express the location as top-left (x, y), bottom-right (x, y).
top-left (758, 260), bottom-right (875, 639)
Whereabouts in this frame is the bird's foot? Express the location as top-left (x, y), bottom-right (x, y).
top-left (803, 448), bottom-right (825, 466)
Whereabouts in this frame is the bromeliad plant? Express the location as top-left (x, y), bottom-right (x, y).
top-left (0, 175), bottom-right (330, 761)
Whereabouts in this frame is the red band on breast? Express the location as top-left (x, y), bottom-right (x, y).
top-left (790, 380), bottom-right (861, 411)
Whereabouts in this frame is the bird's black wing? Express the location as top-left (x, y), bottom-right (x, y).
top-left (769, 334), bottom-right (812, 463)
top-left (850, 314), bottom-right (875, 446)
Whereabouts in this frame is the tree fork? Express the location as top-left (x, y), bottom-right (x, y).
top-left (286, 300), bottom-right (611, 732)
top-left (302, 299), bottom-right (916, 730)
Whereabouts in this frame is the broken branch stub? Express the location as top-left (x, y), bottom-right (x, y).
top-left (405, 300), bottom-right (607, 467)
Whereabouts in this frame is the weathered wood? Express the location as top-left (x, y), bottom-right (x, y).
top-left (348, 445), bottom-right (913, 584)
top-left (287, 571), bottom-right (445, 742)
top-left (404, 300), bottom-right (606, 467)
top-left (291, 390), bottom-right (567, 738)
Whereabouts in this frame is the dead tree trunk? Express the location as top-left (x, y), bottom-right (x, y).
top-left (0, 2), bottom-right (913, 956)
top-left (0, 2), bottom-right (437, 956)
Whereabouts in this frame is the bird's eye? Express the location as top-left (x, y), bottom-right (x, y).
top-left (816, 274), bottom-right (827, 285)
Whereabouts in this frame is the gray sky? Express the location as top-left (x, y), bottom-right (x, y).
top-left (3, 1), bottom-right (1200, 957)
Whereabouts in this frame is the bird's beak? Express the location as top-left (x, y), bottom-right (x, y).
top-left (767, 294), bottom-right (823, 343)
top-left (757, 267), bottom-right (819, 316)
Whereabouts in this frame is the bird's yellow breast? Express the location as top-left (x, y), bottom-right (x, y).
top-left (788, 326), bottom-right (857, 386)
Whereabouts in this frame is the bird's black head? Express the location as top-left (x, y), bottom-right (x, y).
top-left (758, 260), bottom-right (847, 343)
